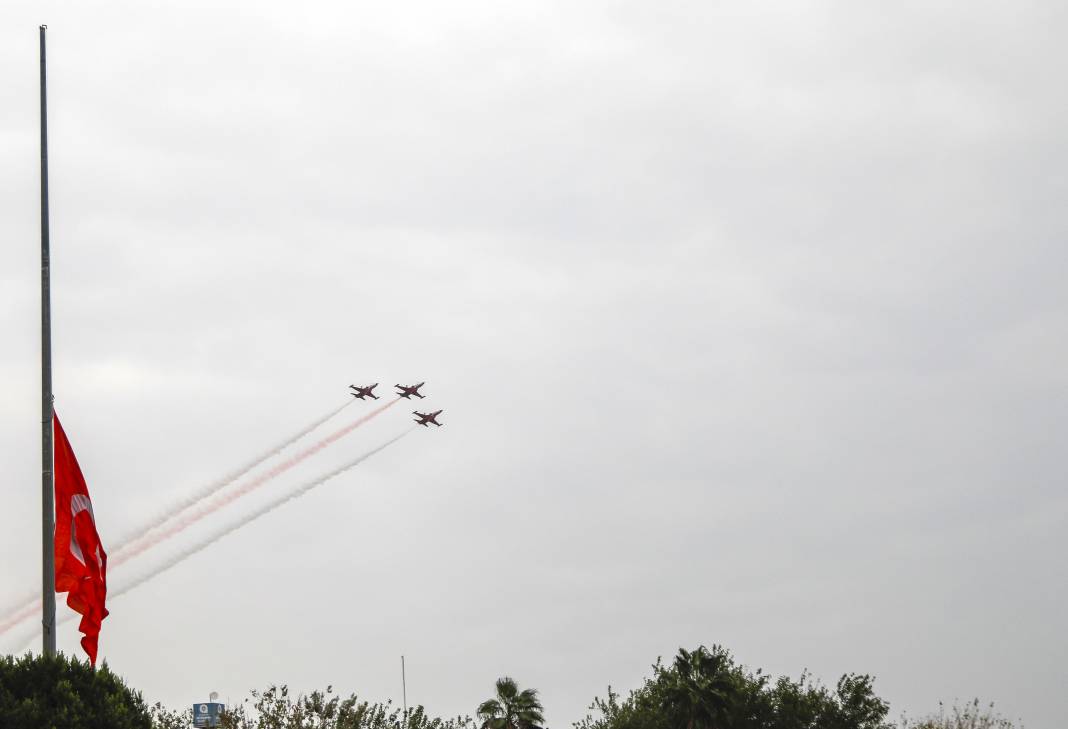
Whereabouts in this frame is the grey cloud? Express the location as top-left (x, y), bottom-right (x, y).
top-left (1, 2), bottom-right (1065, 727)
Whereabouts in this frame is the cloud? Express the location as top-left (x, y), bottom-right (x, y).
top-left (0, 2), bottom-right (1065, 726)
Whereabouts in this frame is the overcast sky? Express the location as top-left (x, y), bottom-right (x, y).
top-left (1, 1), bottom-right (1065, 726)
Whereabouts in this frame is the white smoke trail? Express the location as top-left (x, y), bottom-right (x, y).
top-left (112, 429), bottom-right (412, 598)
top-left (0, 399), bottom-right (353, 633)
top-left (0, 602), bottom-right (38, 636)
top-left (111, 399), bottom-right (355, 551)
top-left (2, 429), bottom-right (413, 656)
top-left (111, 398), bottom-right (400, 566)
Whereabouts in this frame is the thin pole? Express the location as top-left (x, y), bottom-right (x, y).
top-left (39, 23), bottom-right (57, 658)
top-left (401, 655), bottom-right (407, 723)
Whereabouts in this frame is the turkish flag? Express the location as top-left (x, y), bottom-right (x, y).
top-left (53, 412), bottom-right (109, 665)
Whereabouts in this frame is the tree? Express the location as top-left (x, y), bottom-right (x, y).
top-left (573, 670), bottom-right (674, 729)
top-left (478, 677), bottom-right (546, 729)
top-left (217, 684), bottom-right (474, 729)
top-left (149, 702), bottom-right (192, 729)
top-left (0, 652), bottom-right (153, 729)
top-left (762, 671), bottom-right (890, 729)
top-left (574, 645), bottom-right (893, 729)
top-left (660, 647), bottom-right (751, 729)
top-left (900, 699), bottom-right (1023, 729)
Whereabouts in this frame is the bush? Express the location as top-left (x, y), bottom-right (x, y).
top-left (0, 652), bottom-right (153, 729)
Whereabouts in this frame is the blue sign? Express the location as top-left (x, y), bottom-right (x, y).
top-left (193, 702), bottom-right (225, 728)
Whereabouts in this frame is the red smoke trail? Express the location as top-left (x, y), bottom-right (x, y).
top-left (0, 398), bottom-right (398, 638)
top-left (1, 429), bottom-right (412, 654)
top-left (0, 399), bottom-right (354, 633)
top-left (111, 397), bottom-right (400, 567)
top-left (0, 603), bottom-right (36, 637)
top-left (111, 399), bottom-right (355, 552)
top-left (111, 429), bottom-right (413, 599)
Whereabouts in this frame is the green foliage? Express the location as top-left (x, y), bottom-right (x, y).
top-left (575, 645), bottom-right (893, 729)
top-left (0, 647), bottom-right (1020, 729)
top-left (217, 684), bottom-right (475, 729)
top-left (477, 677), bottom-right (545, 729)
top-left (661, 647), bottom-right (755, 729)
top-left (900, 699), bottom-right (1023, 729)
top-left (574, 674), bottom-right (673, 729)
top-left (148, 701), bottom-right (192, 729)
top-left (0, 652), bottom-right (153, 729)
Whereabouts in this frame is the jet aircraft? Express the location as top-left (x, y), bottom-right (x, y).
top-left (349, 384), bottom-right (379, 400)
top-left (395, 382), bottom-right (426, 399)
top-left (413, 410), bottom-right (443, 427)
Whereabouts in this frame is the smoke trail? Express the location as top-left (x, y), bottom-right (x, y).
top-left (0, 602), bottom-right (37, 637)
top-left (0, 596), bottom-right (35, 630)
top-left (0, 400), bottom-right (354, 633)
top-left (112, 429), bottom-right (412, 599)
top-left (3, 429), bottom-right (412, 656)
top-left (0, 400), bottom-right (397, 638)
top-left (111, 397), bottom-right (400, 566)
top-left (111, 399), bottom-right (355, 551)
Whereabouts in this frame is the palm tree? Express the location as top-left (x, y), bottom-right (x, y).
top-left (660, 646), bottom-right (738, 729)
top-left (477, 677), bottom-right (546, 729)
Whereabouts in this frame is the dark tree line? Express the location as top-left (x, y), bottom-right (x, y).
top-left (575, 645), bottom-right (892, 729)
top-left (0, 648), bottom-right (1020, 729)
top-left (0, 653), bottom-right (152, 729)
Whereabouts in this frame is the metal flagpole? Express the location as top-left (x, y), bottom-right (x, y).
top-left (402, 655), bottom-right (407, 724)
top-left (39, 23), bottom-right (57, 657)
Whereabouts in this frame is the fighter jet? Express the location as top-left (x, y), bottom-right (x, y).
top-left (413, 410), bottom-right (443, 427)
top-left (395, 382), bottom-right (426, 399)
top-left (349, 384), bottom-right (379, 400)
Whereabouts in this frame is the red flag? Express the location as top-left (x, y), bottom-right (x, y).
top-left (53, 412), bottom-right (109, 665)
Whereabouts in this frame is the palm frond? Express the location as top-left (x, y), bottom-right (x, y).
top-left (477, 699), bottom-right (503, 719)
top-left (495, 677), bottom-right (519, 701)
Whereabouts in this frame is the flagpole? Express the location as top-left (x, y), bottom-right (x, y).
top-left (40, 23), bottom-right (57, 658)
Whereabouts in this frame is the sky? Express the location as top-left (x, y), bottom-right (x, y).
top-left (1, 1), bottom-right (1065, 726)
